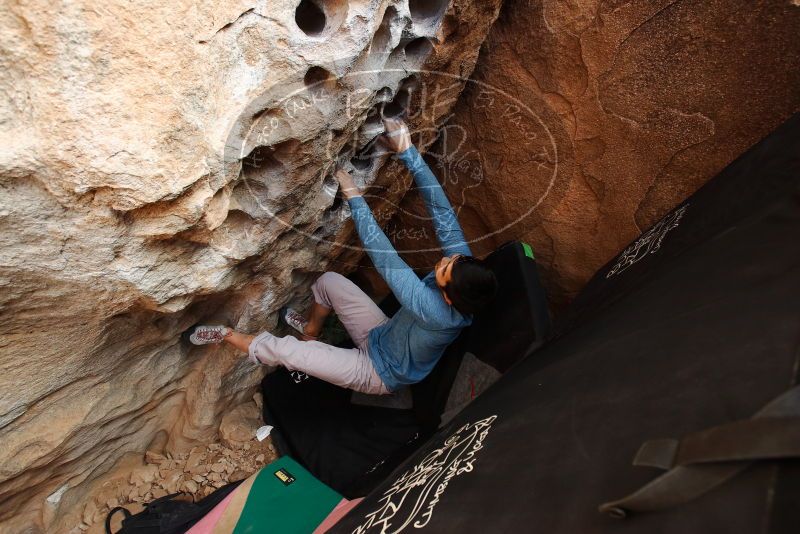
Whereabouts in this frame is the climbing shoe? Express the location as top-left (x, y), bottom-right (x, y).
top-left (280, 306), bottom-right (317, 340)
top-left (189, 325), bottom-right (230, 345)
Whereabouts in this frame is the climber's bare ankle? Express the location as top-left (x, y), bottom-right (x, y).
top-left (223, 329), bottom-right (255, 353)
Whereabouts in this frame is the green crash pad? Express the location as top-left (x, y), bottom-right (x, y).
top-left (233, 456), bottom-right (342, 534)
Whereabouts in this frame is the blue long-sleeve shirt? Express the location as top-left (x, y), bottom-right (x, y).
top-left (347, 145), bottom-right (473, 391)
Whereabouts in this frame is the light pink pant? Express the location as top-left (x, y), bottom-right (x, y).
top-left (248, 272), bottom-right (390, 394)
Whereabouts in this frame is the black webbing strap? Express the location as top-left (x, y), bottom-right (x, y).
top-left (599, 384), bottom-right (800, 518)
top-left (105, 507), bottom-right (132, 534)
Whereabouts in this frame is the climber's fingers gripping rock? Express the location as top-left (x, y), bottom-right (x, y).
top-left (334, 167), bottom-right (361, 199)
top-left (381, 117), bottom-right (412, 154)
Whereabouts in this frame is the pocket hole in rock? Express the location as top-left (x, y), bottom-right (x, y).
top-left (380, 76), bottom-right (420, 120)
top-left (330, 192), bottom-right (344, 212)
top-left (304, 66), bottom-right (337, 94)
top-left (370, 6), bottom-right (398, 53)
top-left (376, 87), bottom-right (393, 102)
top-left (350, 153), bottom-right (372, 171)
top-left (409, 0), bottom-right (448, 26)
top-left (383, 88), bottom-right (411, 118)
top-left (295, 0), bottom-right (348, 38)
top-left (295, 0), bottom-right (326, 35)
top-left (351, 132), bottom-right (385, 172)
top-left (403, 37), bottom-right (434, 63)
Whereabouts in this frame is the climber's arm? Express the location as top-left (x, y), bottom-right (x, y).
top-left (396, 145), bottom-right (471, 257)
top-left (335, 169), bottom-right (442, 321)
top-left (383, 118), bottom-right (471, 257)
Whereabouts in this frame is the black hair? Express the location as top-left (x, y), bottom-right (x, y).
top-left (444, 256), bottom-right (498, 315)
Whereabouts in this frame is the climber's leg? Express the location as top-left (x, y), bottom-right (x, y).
top-left (248, 331), bottom-right (388, 395)
top-left (303, 301), bottom-right (332, 339)
top-left (309, 272), bottom-right (388, 346)
top-left (189, 326), bottom-right (254, 354)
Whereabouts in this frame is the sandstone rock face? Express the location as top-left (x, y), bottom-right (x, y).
top-left (64, 418), bottom-right (275, 534)
top-left (0, 1), bottom-right (501, 530)
top-left (384, 0), bottom-right (800, 308)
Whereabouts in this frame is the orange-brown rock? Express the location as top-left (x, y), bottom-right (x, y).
top-left (383, 0), bottom-right (800, 308)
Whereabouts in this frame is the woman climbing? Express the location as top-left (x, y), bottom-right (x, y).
top-left (189, 118), bottom-right (497, 395)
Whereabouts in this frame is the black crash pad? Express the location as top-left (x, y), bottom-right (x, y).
top-left (330, 114), bottom-right (800, 533)
top-left (262, 241), bottom-right (551, 497)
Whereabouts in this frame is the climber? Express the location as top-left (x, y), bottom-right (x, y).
top-left (189, 117), bottom-right (497, 395)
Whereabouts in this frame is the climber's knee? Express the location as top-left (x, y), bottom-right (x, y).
top-left (311, 271), bottom-right (347, 308)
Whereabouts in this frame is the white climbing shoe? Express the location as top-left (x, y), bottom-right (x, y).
top-left (280, 306), bottom-right (315, 339)
top-left (189, 325), bottom-right (230, 345)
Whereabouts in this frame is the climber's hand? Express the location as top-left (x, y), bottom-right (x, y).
top-left (381, 117), bottom-right (412, 153)
top-left (334, 168), bottom-right (361, 199)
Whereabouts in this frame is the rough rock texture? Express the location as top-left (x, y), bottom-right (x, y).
top-left (0, 1), bottom-right (501, 531)
top-left (74, 399), bottom-right (275, 534)
top-left (383, 0), bottom-right (800, 308)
